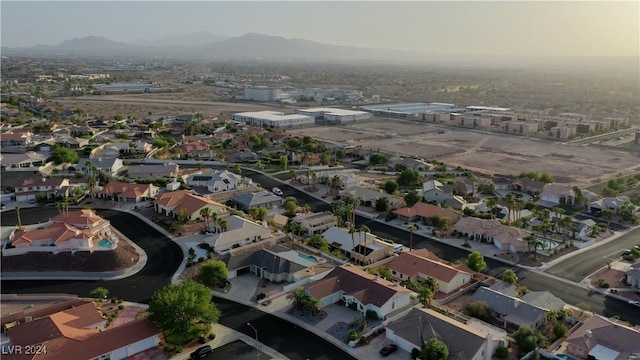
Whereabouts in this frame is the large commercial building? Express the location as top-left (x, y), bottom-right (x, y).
top-left (244, 86), bottom-right (282, 102)
top-left (295, 107), bottom-right (372, 124)
top-left (360, 102), bottom-right (460, 119)
top-left (232, 111), bottom-right (314, 128)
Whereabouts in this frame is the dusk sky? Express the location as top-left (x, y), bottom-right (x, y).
top-left (1, 1), bottom-right (638, 57)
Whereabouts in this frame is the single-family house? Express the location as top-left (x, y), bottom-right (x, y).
top-left (205, 215), bottom-right (274, 254)
top-left (341, 186), bottom-right (405, 209)
top-left (186, 170), bottom-right (251, 193)
top-left (626, 262), bottom-right (640, 289)
top-left (488, 283), bottom-right (566, 311)
top-left (385, 307), bottom-right (506, 360)
top-left (392, 202), bottom-right (461, 225)
top-left (127, 163), bottom-right (179, 179)
top-left (539, 184), bottom-right (575, 206)
top-left (513, 178), bottom-right (546, 195)
top-left (454, 217), bottom-right (530, 253)
top-left (293, 212), bottom-right (338, 235)
top-left (10, 209), bottom-right (115, 252)
top-left (303, 265), bottom-right (411, 320)
top-left (445, 195), bottom-right (468, 210)
top-left (13, 177), bottom-right (70, 202)
top-left (561, 314), bottom-right (640, 360)
top-left (230, 190), bottom-right (283, 212)
top-left (493, 175), bottom-right (518, 191)
top-left (589, 196), bottom-right (635, 216)
top-left (386, 249), bottom-right (474, 294)
top-left (5, 302), bottom-right (161, 360)
top-left (97, 181), bottom-right (159, 203)
top-left (155, 190), bottom-right (225, 221)
top-left (422, 179), bottom-right (455, 204)
top-left (78, 157), bottom-right (124, 177)
top-left (225, 245), bottom-right (323, 281)
top-left (318, 171), bottom-right (361, 190)
top-left (470, 286), bottom-right (546, 330)
top-left (573, 218), bottom-right (596, 239)
top-left (0, 152), bottom-right (47, 170)
top-left (322, 226), bottom-right (394, 264)
top-left (388, 156), bottom-right (431, 170)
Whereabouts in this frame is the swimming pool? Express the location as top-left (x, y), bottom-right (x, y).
top-left (98, 239), bottom-right (112, 249)
top-left (541, 241), bottom-right (561, 250)
top-left (298, 252), bottom-right (318, 263)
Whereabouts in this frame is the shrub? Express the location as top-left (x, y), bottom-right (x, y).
top-left (198, 336), bottom-right (207, 344)
top-left (366, 310), bottom-right (379, 320)
top-left (597, 279), bottom-right (610, 288)
top-left (495, 346), bottom-right (509, 359)
top-left (358, 335), bottom-right (368, 345)
top-left (553, 323), bottom-right (568, 338)
top-left (411, 348), bottom-right (421, 359)
top-left (348, 330), bottom-right (359, 341)
top-left (208, 333), bottom-right (216, 340)
top-left (118, 304), bottom-right (124, 310)
top-left (256, 292), bottom-right (267, 300)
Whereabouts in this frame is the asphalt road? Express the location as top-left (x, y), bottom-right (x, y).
top-left (213, 297), bottom-right (355, 360)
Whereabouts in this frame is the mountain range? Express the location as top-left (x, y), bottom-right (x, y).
top-left (1, 32), bottom-right (432, 63)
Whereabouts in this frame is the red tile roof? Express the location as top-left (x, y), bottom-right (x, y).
top-left (155, 190), bottom-right (224, 216)
top-left (11, 223), bottom-right (89, 246)
top-left (99, 181), bottom-right (154, 199)
top-left (387, 250), bottom-right (473, 283)
top-left (50, 209), bottom-right (105, 227)
top-left (393, 202), bottom-right (460, 222)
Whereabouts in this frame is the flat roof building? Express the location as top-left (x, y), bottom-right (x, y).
top-left (295, 107), bottom-right (372, 124)
top-left (232, 111), bottom-right (314, 128)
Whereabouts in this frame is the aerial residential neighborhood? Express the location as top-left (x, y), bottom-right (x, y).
top-left (1, 2), bottom-right (640, 360)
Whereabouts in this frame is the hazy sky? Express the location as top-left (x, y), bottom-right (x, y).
top-left (1, 1), bottom-right (638, 57)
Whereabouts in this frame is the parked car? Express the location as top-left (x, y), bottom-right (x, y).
top-left (385, 213), bottom-right (397, 222)
top-left (190, 345), bottom-right (212, 359)
top-left (629, 301), bottom-right (640, 308)
top-left (380, 344), bottom-right (398, 357)
top-left (272, 187), bottom-right (283, 196)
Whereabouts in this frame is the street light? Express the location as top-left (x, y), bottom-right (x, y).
top-left (247, 322), bottom-right (259, 360)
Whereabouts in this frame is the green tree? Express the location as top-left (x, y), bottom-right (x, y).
top-left (502, 269), bottom-right (518, 284)
top-left (465, 301), bottom-right (493, 321)
top-left (89, 287), bottom-right (109, 299)
top-left (307, 234), bottom-right (329, 251)
top-left (280, 155), bottom-right (288, 170)
top-left (407, 224), bottom-right (418, 251)
top-left (148, 280), bottom-right (221, 343)
top-left (466, 251), bottom-right (486, 272)
top-left (382, 180), bottom-right (399, 194)
top-left (284, 200), bottom-right (298, 216)
top-left (200, 207), bottom-right (212, 232)
top-left (199, 260), bottom-right (229, 287)
top-left (50, 146), bottom-right (79, 164)
top-left (177, 208), bottom-right (189, 223)
top-left (369, 152), bottom-right (388, 165)
top-left (404, 190), bottom-right (421, 207)
top-left (553, 322), bottom-right (568, 338)
top-left (421, 338), bottom-right (449, 360)
top-left (513, 326), bottom-right (549, 355)
top-left (375, 197), bottom-right (390, 212)
top-left (484, 196), bottom-right (499, 219)
top-left (397, 168), bottom-right (421, 188)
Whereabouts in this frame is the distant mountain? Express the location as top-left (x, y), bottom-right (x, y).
top-left (131, 31), bottom-right (229, 47)
top-left (0, 32), bottom-right (432, 63)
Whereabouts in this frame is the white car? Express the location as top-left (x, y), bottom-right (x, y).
top-left (629, 301), bottom-right (640, 308)
top-left (272, 187), bottom-right (283, 196)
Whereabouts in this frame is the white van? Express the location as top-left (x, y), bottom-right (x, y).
top-left (393, 244), bottom-right (404, 254)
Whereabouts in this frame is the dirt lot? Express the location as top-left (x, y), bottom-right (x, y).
top-left (292, 118), bottom-right (640, 185)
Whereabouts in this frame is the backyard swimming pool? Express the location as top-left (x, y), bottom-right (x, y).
top-left (98, 239), bottom-right (112, 249)
top-left (298, 252), bottom-right (318, 263)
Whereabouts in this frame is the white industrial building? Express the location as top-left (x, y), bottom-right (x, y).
top-left (231, 111), bottom-right (314, 128)
top-left (295, 107), bottom-right (373, 124)
top-left (244, 86), bottom-right (282, 102)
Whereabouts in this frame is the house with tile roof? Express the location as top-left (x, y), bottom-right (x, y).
top-left (454, 217), bottom-right (530, 253)
top-left (186, 170), bottom-right (252, 193)
top-left (539, 184), bottom-right (575, 206)
top-left (386, 249), bottom-right (473, 294)
top-left (77, 157), bottom-right (124, 177)
top-left (225, 245), bottom-right (323, 281)
top-left (422, 179), bottom-right (455, 204)
top-left (205, 214), bottom-right (274, 254)
top-left (342, 186), bottom-right (405, 209)
top-left (0, 152), bottom-right (47, 171)
top-left (559, 314), bottom-right (640, 360)
top-left (230, 190), bottom-right (283, 212)
top-left (392, 202), bottom-right (461, 225)
top-left (470, 286), bottom-right (546, 330)
top-left (155, 190), bottom-right (225, 221)
top-left (322, 227), bottom-right (395, 265)
top-left (293, 212), bottom-right (338, 236)
top-left (97, 181), bottom-right (159, 203)
top-left (513, 178), bottom-right (547, 195)
top-left (304, 265), bottom-right (411, 320)
top-left (14, 176), bottom-right (70, 202)
top-left (4, 302), bottom-right (160, 360)
top-left (127, 162), bottom-right (179, 179)
top-left (385, 307), bottom-right (506, 360)
top-left (9, 210), bottom-right (116, 252)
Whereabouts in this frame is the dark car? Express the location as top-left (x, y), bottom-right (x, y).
top-left (190, 345), bottom-right (212, 359)
top-left (380, 344), bottom-right (398, 357)
top-left (385, 213), bottom-right (397, 222)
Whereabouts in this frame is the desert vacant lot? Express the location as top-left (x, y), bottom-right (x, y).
top-left (292, 118), bottom-right (640, 186)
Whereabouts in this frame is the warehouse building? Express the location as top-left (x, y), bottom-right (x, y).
top-left (232, 111), bottom-right (314, 128)
top-left (295, 107), bottom-right (372, 124)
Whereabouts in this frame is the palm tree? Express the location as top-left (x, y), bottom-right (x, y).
top-left (210, 212), bottom-right (219, 232)
top-left (407, 224), bottom-right (418, 251)
top-left (552, 207), bottom-right (565, 221)
top-left (484, 197), bottom-right (498, 220)
top-left (200, 207), bottom-right (212, 232)
top-left (357, 225), bottom-right (370, 260)
top-left (15, 205), bottom-right (23, 230)
top-left (310, 171), bottom-right (318, 188)
top-left (218, 218), bottom-right (229, 232)
top-left (523, 234), bottom-right (536, 254)
top-left (505, 193), bottom-right (516, 226)
top-left (331, 175), bottom-right (342, 190)
top-left (348, 226), bottom-right (357, 262)
top-left (289, 170), bottom-right (298, 184)
top-left (559, 216), bottom-right (573, 243)
top-left (422, 276), bottom-right (440, 294)
top-left (417, 287), bottom-right (433, 308)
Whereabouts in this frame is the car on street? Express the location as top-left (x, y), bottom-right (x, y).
top-left (380, 344), bottom-right (398, 357)
top-left (190, 345), bottom-right (212, 359)
top-left (629, 301), bottom-right (640, 308)
top-left (385, 213), bottom-right (397, 222)
top-left (272, 187), bottom-right (283, 196)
